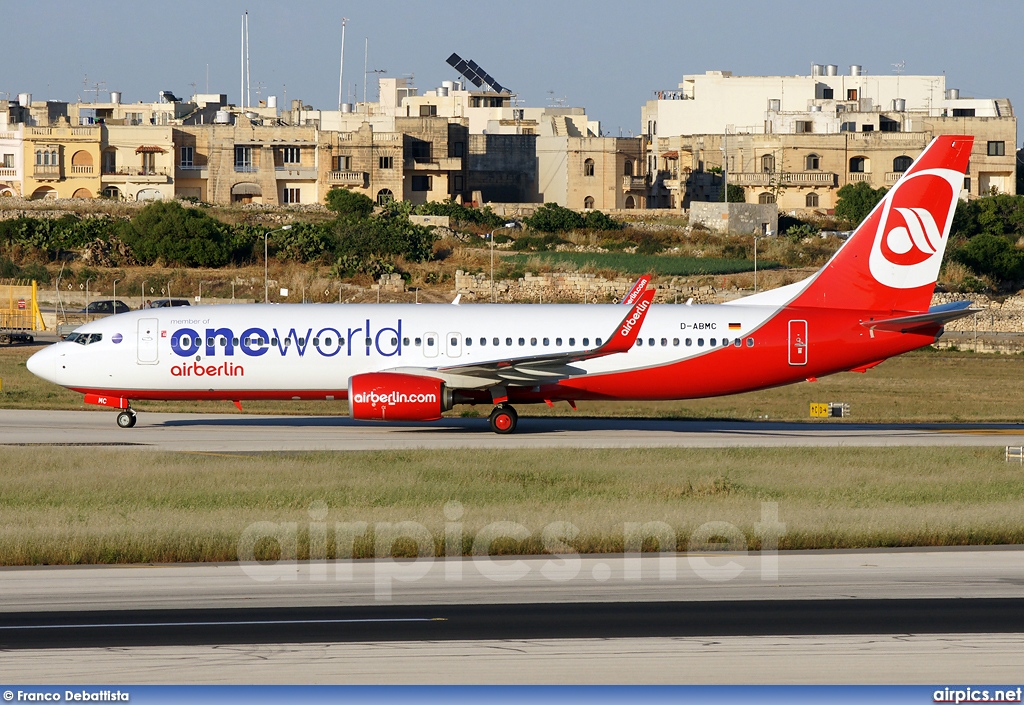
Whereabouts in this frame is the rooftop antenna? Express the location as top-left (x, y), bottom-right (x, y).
top-left (245, 10), bottom-right (251, 109)
top-left (206, 64), bottom-right (209, 94)
top-left (892, 59), bottom-right (905, 99)
top-left (363, 38), bottom-right (368, 104)
top-left (337, 17), bottom-right (348, 113)
top-left (240, 14), bottom-right (245, 107)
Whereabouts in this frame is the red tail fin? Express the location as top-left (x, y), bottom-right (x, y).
top-left (791, 135), bottom-right (973, 313)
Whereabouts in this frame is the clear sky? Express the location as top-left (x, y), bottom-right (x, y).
top-left (4, 0), bottom-right (1022, 141)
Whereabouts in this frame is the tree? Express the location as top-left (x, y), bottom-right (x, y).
top-left (325, 188), bottom-right (375, 219)
top-left (722, 184), bottom-right (745, 203)
top-left (120, 201), bottom-right (232, 267)
top-left (834, 182), bottom-right (888, 225)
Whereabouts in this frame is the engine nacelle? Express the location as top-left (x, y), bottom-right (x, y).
top-left (348, 372), bottom-right (453, 422)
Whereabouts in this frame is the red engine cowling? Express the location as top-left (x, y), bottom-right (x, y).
top-left (348, 372), bottom-right (453, 421)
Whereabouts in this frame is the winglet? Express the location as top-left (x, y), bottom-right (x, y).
top-left (620, 275), bottom-right (652, 305)
top-left (598, 287), bottom-right (655, 355)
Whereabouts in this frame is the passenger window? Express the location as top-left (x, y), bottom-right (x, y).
top-left (518, 337), bottom-right (525, 346)
top-left (207, 337), bottom-right (214, 347)
top-left (710, 338), bottom-right (717, 346)
top-left (313, 338), bottom-right (320, 346)
top-left (698, 338), bottom-right (704, 346)
top-left (673, 338), bottom-right (679, 346)
top-left (403, 337), bottom-right (410, 346)
top-left (338, 338), bottom-right (345, 346)
top-left (493, 338), bottom-right (499, 346)
top-left (391, 337), bottom-right (398, 346)
top-left (648, 338), bottom-right (655, 346)
top-left (596, 338), bottom-right (602, 346)
top-left (451, 337), bottom-right (458, 346)
top-left (426, 337), bottom-right (434, 346)
top-left (298, 338), bottom-right (305, 346)
top-left (271, 338), bottom-right (279, 346)
top-left (465, 337), bottom-right (472, 346)
top-left (686, 338), bottom-right (692, 346)
top-left (530, 338), bottom-right (537, 346)
top-left (506, 338), bottom-right (512, 346)
top-left (734, 338), bottom-right (741, 347)
top-left (746, 338), bottom-right (754, 347)
top-left (285, 338), bottom-right (292, 346)
top-left (543, 338), bottom-right (549, 346)
top-left (556, 338), bottom-right (562, 346)
top-left (364, 337), bottom-right (372, 346)
top-left (582, 338), bottom-right (589, 346)
top-left (636, 339), bottom-right (643, 347)
top-left (415, 337), bottom-right (422, 346)
top-left (661, 338), bottom-right (667, 346)
top-left (480, 338), bottom-right (486, 346)
top-left (569, 337), bottom-right (576, 346)
top-left (232, 337), bottom-right (239, 346)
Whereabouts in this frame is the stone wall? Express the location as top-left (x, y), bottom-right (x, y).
top-left (689, 201), bottom-right (778, 236)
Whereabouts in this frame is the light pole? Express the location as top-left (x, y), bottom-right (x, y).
top-left (85, 277), bottom-right (92, 321)
top-left (112, 278), bottom-right (119, 305)
top-left (141, 280), bottom-right (146, 309)
top-left (490, 222), bottom-right (517, 303)
top-left (264, 225), bottom-right (292, 303)
top-left (753, 235), bottom-right (759, 293)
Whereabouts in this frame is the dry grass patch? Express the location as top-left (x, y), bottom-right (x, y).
top-left (0, 446), bottom-right (1021, 565)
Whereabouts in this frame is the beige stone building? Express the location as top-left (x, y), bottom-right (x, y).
top-left (21, 121), bottom-right (102, 200)
top-left (100, 125), bottom-right (175, 201)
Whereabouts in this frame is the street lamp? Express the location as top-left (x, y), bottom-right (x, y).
top-left (85, 277), bottom-right (92, 321)
top-left (112, 278), bottom-right (119, 305)
top-left (264, 225), bottom-right (293, 303)
top-left (141, 280), bottom-right (146, 309)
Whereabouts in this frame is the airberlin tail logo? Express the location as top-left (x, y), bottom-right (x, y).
top-left (868, 168), bottom-right (962, 289)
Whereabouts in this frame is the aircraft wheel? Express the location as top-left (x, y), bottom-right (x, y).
top-left (116, 410), bottom-right (137, 429)
top-left (489, 405), bottom-right (518, 434)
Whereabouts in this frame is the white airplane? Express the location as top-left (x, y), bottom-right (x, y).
top-left (28, 136), bottom-right (976, 433)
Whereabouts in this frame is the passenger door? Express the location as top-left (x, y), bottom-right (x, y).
top-left (137, 318), bottom-right (159, 364)
top-left (423, 332), bottom-right (438, 358)
top-left (446, 332), bottom-right (462, 358)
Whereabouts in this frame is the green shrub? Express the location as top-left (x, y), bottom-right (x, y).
top-left (524, 203), bottom-right (586, 232)
top-left (414, 199), bottom-right (505, 228)
top-left (120, 201), bottom-right (232, 267)
top-left (834, 182), bottom-right (888, 225)
top-left (325, 188), bottom-right (375, 219)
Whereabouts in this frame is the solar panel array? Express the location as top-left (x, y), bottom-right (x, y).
top-left (446, 53), bottom-right (508, 94)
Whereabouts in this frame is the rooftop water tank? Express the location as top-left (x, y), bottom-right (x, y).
top-left (17, 93), bottom-right (31, 106)
top-left (341, 103), bottom-right (353, 113)
top-left (110, 91), bottom-right (121, 104)
top-left (442, 80), bottom-right (455, 90)
top-left (893, 98), bottom-right (906, 111)
top-left (767, 99), bottom-right (781, 111)
top-left (214, 110), bottom-right (231, 124)
top-left (267, 95), bottom-right (277, 109)
top-left (810, 104), bottom-right (823, 112)
top-left (825, 64), bottom-right (838, 76)
top-left (946, 88), bottom-right (960, 100)
top-left (850, 65), bottom-right (862, 76)
top-left (811, 64), bottom-right (823, 76)
top-left (437, 87), bottom-right (449, 97)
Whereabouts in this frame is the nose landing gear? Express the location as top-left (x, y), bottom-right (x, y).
top-left (488, 404), bottom-right (518, 434)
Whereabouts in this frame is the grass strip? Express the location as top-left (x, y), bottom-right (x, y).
top-left (0, 446), bottom-right (1021, 565)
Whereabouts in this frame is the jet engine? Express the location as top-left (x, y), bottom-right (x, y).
top-left (348, 372), bottom-right (453, 421)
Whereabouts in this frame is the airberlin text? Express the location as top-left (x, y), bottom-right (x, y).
top-left (169, 318), bottom-right (403, 360)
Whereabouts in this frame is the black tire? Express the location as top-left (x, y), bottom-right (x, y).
top-left (116, 411), bottom-right (137, 429)
top-left (488, 405), bottom-right (518, 434)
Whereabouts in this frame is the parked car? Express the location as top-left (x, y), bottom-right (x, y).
top-left (78, 300), bottom-right (131, 315)
top-left (149, 298), bottom-right (191, 308)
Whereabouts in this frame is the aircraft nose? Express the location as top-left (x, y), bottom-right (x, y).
top-left (26, 345), bottom-right (58, 384)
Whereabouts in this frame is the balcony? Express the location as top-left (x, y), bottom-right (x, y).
top-left (404, 157), bottom-right (463, 171)
top-left (33, 165), bottom-right (61, 179)
top-left (733, 171), bottom-right (837, 186)
top-left (234, 164), bottom-right (258, 173)
top-left (101, 169), bottom-right (171, 184)
top-left (884, 171), bottom-right (905, 185)
top-left (176, 165), bottom-right (209, 179)
top-left (327, 171), bottom-right (367, 187)
top-left (70, 165), bottom-right (94, 175)
top-left (622, 175), bottom-right (648, 191)
top-left (0, 167), bottom-right (17, 178)
top-left (848, 172), bottom-right (873, 183)
top-left (275, 166), bottom-right (318, 180)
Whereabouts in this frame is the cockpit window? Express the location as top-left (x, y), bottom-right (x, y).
top-left (65, 332), bottom-right (102, 345)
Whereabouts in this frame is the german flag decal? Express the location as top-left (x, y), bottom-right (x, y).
top-left (728, 323), bottom-right (741, 330)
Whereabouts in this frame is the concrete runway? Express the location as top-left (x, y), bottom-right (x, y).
top-left (1, 550), bottom-right (1023, 682)
top-left (4, 408), bottom-right (1024, 450)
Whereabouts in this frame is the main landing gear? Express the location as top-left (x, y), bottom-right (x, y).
top-left (488, 404), bottom-right (518, 434)
top-left (116, 408), bottom-right (137, 429)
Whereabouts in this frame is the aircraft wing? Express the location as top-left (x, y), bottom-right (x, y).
top-left (386, 287), bottom-right (656, 388)
top-left (861, 301), bottom-right (978, 334)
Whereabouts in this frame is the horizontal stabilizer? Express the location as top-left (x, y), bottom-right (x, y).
top-left (861, 300), bottom-right (978, 333)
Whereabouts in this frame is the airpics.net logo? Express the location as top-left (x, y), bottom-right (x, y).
top-left (868, 168), bottom-right (962, 289)
top-left (353, 390), bottom-right (438, 406)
